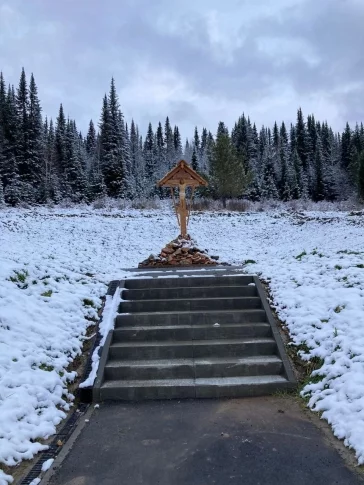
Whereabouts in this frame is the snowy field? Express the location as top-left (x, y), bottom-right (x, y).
top-left (1, 205), bottom-right (364, 483)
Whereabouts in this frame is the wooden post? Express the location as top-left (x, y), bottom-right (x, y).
top-left (178, 182), bottom-right (187, 238)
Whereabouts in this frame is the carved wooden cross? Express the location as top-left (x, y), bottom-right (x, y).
top-left (157, 160), bottom-right (208, 238)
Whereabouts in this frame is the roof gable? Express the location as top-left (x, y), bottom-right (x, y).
top-left (157, 160), bottom-right (208, 187)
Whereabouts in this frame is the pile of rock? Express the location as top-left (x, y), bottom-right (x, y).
top-left (138, 236), bottom-right (219, 268)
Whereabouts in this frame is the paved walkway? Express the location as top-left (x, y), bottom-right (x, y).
top-left (46, 396), bottom-right (363, 485)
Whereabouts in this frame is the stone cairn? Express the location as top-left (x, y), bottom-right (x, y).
top-left (138, 235), bottom-right (220, 268)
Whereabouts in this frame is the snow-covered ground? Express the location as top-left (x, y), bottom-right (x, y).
top-left (0, 205), bottom-right (364, 483)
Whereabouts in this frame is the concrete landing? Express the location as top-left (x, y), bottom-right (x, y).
top-left (46, 397), bottom-right (363, 485)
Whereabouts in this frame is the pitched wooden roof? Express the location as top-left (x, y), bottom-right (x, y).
top-left (157, 160), bottom-right (208, 187)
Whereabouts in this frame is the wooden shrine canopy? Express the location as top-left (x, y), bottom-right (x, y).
top-left (157, 159), bottom-right (208, 188)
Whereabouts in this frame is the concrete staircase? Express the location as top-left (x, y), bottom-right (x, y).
top-left (95, 272), bottom-right (296, 401)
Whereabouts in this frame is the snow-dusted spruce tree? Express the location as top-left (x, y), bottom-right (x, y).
top-left (280, 122), bottom-right (295, 201)
top-left (42, 118), bottom-right (62, 203)
top-left (0, 179), bottom-right (5, 205)
top-left (63, 119), bottom-right (87, 202)
top-left (3, 85), bottom-right (22, 205)
top-left (86, 120), bottom-right (106, 201)
top-left (272, 121), bottom-right (282, 194)
top-left (183, 138), bottom-right (193, 165)
top-left (99, 78), bottom-right (127, 198)
top-left (155, 121), bottom-right (166, 197)
top-left (210, 122), bottom-right (251, 207)
top-left (26, 73), bottom-right (43, 201)
top-left (120, 116), bottom-right (134, 199)
top-left (143, 122), bottom-right (157, 197)
top-left (130, 120), bottom-right (145, 198)
top-left (164, 116), bottom-right (174, 171)
top-left (15, 68), bottom-right (30, 201)
top-left (0, 72), bottom-right (6, 191)
top-left (173, 126), bottom-right (183, 165)
top-left (260, 144), bottom-right (279, 200)
top-left (192, 127), bottom-right (200, 172)
top-left (199, 127), bottom-right (209, 174)
top-left (54, 103), bottom-right (67, 195)
top-left (357, 151), bottom-right (364, 200)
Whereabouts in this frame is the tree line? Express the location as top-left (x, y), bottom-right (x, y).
top-left (0, 68), bottom-right (363, 206)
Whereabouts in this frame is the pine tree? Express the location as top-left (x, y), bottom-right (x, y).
top-left (191, 147), bottom-right (198, 171)
top-left (193, 127), bottom-right (200, 171)
top-left (341, 122), bottom-right (352, 170)
top-left (41, 118), bottom-right (58, 202)
top-left (55, 103), bottom-right (67, 179)
top-left (164, 117), bottom-right (174, 170)
top-left (16, 68), bottom-right (29, 190)
top-left (358, 151), bottom-right (364, 200)
top-left (62, 119), bottom-right (87, 202)
top-left (0, 72), bottom-right (6, 189)
top-left (0, 179), bottom-right (4, 205)
top-left (211, 122), bottom-right (251, 206)
top-left (130, 120), bottom-right (144, 198)
top-left (261, 145), bottom-right (279, 200)
top-left (26, 73), bottom-right (43, 200)
top-left (173, 126), bottom-right (183, 164)
top-left (86, 119), bottom-right (97, 157)
top-left (86, 119), bottom-right (106, 200)
top-left (3, 86), bottom-right (21, 204)
top-left (206, 131), bottom-right (215, 176)
top-left (154, 122), bottom-right (166, 197)
top-left (143, 122), bottom-right (156, 197)
top-left (279, 122), bottom-right (296, 201)
top-left (98, 78), bottom-right (127, 197)
top-left (199, 127), bottom-right (209, 173)
top-left (313, 133), bottom-right (325, 201)
top-left (231, 114), bottom-right (248, 162)
top-left (184, 139), bottom-right (193, 164)
top-left (296, 108), bottom-right (308, 171)
top-left (155, 122), bottom-right (165, 176)
top-left (119, 109), bottom-right (133, 198)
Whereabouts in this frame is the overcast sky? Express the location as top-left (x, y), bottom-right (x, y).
top-left (0, 0), bottom-right (363, 139)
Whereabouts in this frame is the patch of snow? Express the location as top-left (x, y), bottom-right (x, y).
top-left (41, 458), bottom-right (54, 472)
top-left (0, 469), bottom-right (13, 484)
top-left (1, 206), bottom-right (364, 476)
top-left (29, 479), bottom-right (41, 485)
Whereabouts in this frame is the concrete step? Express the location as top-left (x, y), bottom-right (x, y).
top-left (108, 338), bottom-right (277, 360)
top-left (115, 309), bottom-right (267, 327)
top-left (105, 358), bottom-right (194, 380)
top-left (112, 322), bottom-right (272, 342)
top-left (93, 273), bottom-right (297, 402)
top-left (101, 378), bottom-right (195, 400)
top-left (100, 375), bottom-right (291, 401)
top-left (122, 285), bottom-right (257, 301)
top-left (119, 297), bottom-right (262, 313)
top-left (124, 275), bottom-right (254, 290)
top-left (104, 356), bottom-right (283, 381)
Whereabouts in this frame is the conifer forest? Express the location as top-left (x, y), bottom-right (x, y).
top-left (0, 68), bottom-right (363, 206)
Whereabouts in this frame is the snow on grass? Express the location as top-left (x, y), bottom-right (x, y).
top-left (0, 205), bottom-right (364, 482)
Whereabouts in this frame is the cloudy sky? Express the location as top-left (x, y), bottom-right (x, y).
top-left (0, 0), bottom-right (363, 139)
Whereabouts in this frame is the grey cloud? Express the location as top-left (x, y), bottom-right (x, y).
top-left (0, 0), bottom-right (363, 135)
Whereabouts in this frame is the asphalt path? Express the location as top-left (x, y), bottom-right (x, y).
top-left (46, 396), bottom-right (364, 485)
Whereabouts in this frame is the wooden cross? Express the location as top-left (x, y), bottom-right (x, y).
top-left (157, 160), bottom-right (208, 238)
